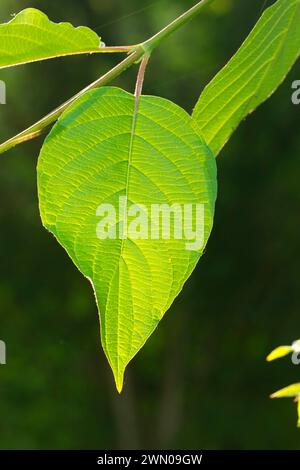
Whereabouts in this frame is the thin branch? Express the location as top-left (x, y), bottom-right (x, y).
top-left (0, 0), bottom-right (215, 155)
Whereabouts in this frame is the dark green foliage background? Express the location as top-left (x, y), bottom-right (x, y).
top-left (0, 0), bottom-right (299, 449)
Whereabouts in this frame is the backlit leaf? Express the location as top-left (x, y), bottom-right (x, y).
top-left (37, 87), bottom-right (217, 391)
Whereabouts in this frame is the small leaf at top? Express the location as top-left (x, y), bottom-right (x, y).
top-left (37, 87), bottom-right (217, 391)
top-left (0, 8), bottom-right (104, 69)
top-left (271, 384), bottom-right (300, 399)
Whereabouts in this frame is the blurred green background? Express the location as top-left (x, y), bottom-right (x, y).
top-left (0, 0), bottom-right (300, 450)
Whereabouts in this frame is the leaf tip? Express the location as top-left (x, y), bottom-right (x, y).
top-left (114, 372), bottom-right (125, 394)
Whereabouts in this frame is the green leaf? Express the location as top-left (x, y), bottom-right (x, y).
top-left (0, 8), bottom-right (103, 69)
top-left (192, 0), bottom-right (300, 155)
top-left (271, 384), bottom-right (300, 398)
top-left (266, 345), bottom-right (293, 362)
top-left (37, 87), bottom-right (217, 391)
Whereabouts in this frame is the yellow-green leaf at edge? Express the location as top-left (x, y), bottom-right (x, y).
top-left (192, 0), bottom-right (300, 156)
top-left (266, 345), bottom-right (293, 362)
top-left (271, 384), bottom-right (300, 427)
top-left (37, 87), bottom-right (217, 392)
top-left (0, 8), bottom-right (104, 69)
top-left (267, 339), bottom-right (300, 361)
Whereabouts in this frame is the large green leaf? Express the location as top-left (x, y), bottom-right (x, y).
top-left (193, 0), bottom-right (300, 155)
top-left (37, 87), bottom-right (217, 391)
top-left (0, 8), bottom-right (103, 69)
